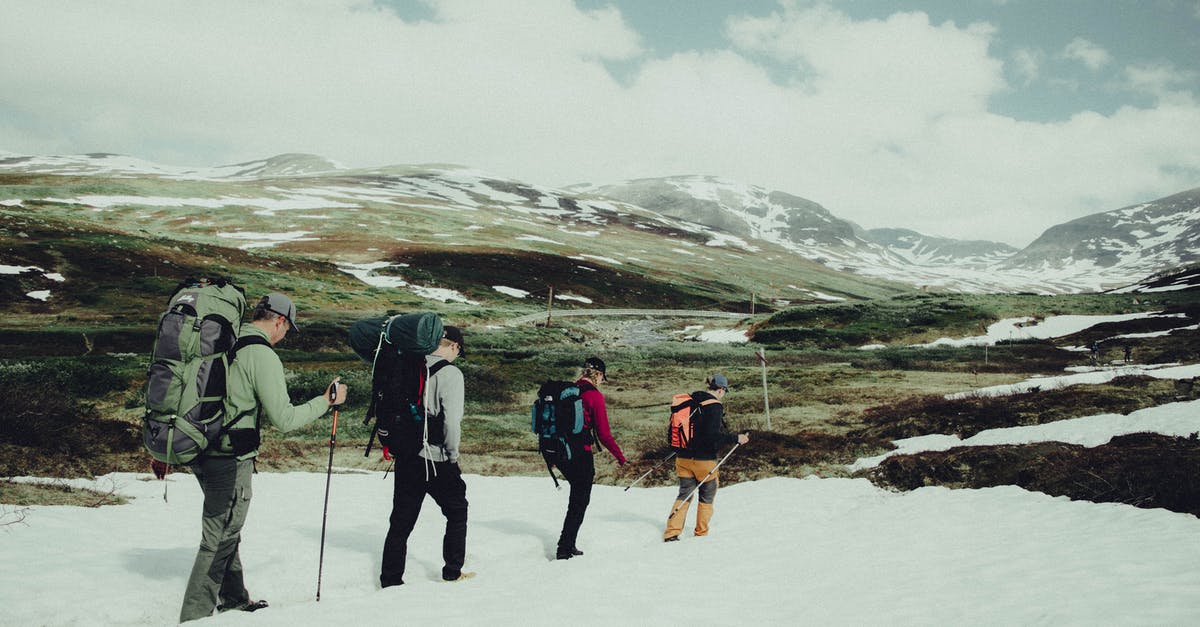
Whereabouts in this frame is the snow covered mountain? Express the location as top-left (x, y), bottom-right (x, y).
top-left (581, 176), bottom-right (1040, 292)
top-left (1, 152), bottom-right (901, 309)
top-left (584, 176), bottom-right (1200, 294)
top-left (3, 152), bottom-right (1195, 296)
top-left (862, 228), bottom-right (1018, 268)
top-left (1001, 188), bottom-right (1200, 291)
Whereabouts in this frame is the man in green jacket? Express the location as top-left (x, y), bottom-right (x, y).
top-left (179, 292), bottom-right (347, 622)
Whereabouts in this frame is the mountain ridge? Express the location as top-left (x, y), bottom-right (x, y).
top-left (3, 151), bottom-right (1196, 296)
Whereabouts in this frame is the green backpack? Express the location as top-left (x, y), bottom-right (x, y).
top-left (141, 278), bottom-right (248, 465)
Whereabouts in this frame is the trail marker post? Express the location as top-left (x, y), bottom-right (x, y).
top-left (756, 348), bottom-right (771, 431)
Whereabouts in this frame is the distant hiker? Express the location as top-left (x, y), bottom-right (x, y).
top-left (379, 325), bottom-right (473, 586)
top-left (549, 357), bottom-right (626, 560)
top-left (1124, 343), bottom-right (1133, 363)
top-left (663, 373), bottom-right (748, 542)
top-left (1090, 341), bottom-right (1101, 363)
top-left (180, 293), bottom-right (347, 622)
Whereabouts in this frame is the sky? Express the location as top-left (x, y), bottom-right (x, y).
top-left (2, 0), bottom-right (1199, 246)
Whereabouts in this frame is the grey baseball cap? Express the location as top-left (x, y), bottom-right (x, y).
top-left (707, 373), bottom-right (729, 390)
top-left (260, 292), bottom-right (300, 333)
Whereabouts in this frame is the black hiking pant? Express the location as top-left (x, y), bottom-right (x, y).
top-left (380, 455), bottom-right (468, 587)
top-left (553, 450), bottom-right (594, 553)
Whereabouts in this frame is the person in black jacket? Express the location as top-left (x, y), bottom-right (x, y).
top-left (663, 373), bottom-right (748, 542)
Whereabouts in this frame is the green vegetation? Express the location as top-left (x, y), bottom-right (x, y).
top-left (3, 171), bottom-right (1200, 513)
top-left (0, 478), bottom-right (129, 507)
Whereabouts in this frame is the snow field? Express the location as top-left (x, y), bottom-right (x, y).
top-left (4, 470), bottom-right (1200, 625)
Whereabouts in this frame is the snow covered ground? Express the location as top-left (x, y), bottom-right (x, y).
top-left (913, 311), bottom-right (1182, 348)
top-left (5, 463), bottom-right (1200, 625)
top-left (851, 397), bottom-right (1200, 471)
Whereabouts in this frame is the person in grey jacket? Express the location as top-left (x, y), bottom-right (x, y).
top-left (380, 326), bottom-right (473, 587)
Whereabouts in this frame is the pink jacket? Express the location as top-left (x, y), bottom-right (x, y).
top-left (576, 379), bottom-right (626, 464)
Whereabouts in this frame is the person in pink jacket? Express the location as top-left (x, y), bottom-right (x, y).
top-left (553, 357), bottom-right (626, 560)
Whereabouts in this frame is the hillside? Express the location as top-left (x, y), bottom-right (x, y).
top-left (0, 153), bottom-right (906, 332)
top-left (4, 153), bottom-right (1198, 300)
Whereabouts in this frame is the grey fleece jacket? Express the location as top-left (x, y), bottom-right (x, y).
top-left (420, 354), bottom-right (465, 463)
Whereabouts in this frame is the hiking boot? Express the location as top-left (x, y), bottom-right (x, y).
top-left (444, 571), bottom-right (476, 582)
top-left (663, 535), bottom-right (680, 543)
top-left (556, 547), bottom-right (583, 560)
top-left (218, 599), bottom-right (268, 613)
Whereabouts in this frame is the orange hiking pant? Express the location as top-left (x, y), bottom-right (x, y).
top-left (663, 457), bottom-right (718, 539)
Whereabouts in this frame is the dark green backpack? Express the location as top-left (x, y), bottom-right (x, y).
top-left (141, 278), bottom-right (248, 465)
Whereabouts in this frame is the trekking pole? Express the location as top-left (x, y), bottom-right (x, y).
top-left (625, 452), bottom-right (676, 491)
top-left (317, 379), bottom-right (340, 602)
top-left (669, 442), bottom-right (741, 518)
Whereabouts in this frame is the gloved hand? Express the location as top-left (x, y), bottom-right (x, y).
top-left (381, 445), bottom-right (392, 461)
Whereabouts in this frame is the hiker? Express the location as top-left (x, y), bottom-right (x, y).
top-left (663, 373), bottom-right (748, 542)
top-left (549, 357), bottom-right (626, 560)
top-left (1124, 343), bottom-right (1133, 363)
top-left (180, 293), bottom-right (347, 622)
top-left (380, 325), bottom-right (473, 586)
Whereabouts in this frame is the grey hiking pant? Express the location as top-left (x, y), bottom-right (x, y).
top-left (179, 457), bottom-right (253, 622)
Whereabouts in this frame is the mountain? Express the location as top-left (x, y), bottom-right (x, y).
top-left (1002, 188), bottom-right (1200, 290)
top-left (585, 176), bottom-right (1200, 294)
top-left (581, 176), bottom-right (1035, 292)
top-left (861, 228), bottom-right (1018, 268)
top-left (576, 176), bottom-right (858, 248)
top-left (3, 152), bottom-right (1195, 302)
top-left (0, 154), bottom-right (904, 322)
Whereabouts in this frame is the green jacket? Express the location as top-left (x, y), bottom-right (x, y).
top-left (217, 325), bottom-right (330, 460)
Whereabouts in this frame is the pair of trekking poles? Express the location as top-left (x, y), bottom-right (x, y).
top-left (624, 442), bottom-right (743, 518)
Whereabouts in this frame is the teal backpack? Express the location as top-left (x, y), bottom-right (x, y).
top-left (142, 278), bottom-right (249, 465)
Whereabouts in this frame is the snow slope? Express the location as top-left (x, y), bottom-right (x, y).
top-left (4, 466), bottom-right (1200, 625)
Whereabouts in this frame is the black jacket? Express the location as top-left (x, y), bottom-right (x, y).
top-left (678, 391), bottom-right (738, 460)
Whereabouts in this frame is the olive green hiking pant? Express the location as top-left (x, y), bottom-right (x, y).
top-left (179, 457), bottom-right (254, 622)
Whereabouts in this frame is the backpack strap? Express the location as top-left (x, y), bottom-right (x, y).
top-left (232, 334), bottom-right (271, 354)
top-left (572, 380), bottom-right (599, 449)
top-left (221, 334), bottom-right (272, 434)
top-left (427, 359), bottom-right (450, 377)
top-left (362, 320), bottom-right (393, 456)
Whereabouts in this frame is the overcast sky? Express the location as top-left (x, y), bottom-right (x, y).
top-left (2, 0), bottom-right (1198, 246)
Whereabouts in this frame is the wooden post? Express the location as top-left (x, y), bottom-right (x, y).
top-left (546, 285), bottom-right (554, 327)
top-left (751, 292), bottom-right (756, 315)
top-left (756, 348), bottom-right (771, 431)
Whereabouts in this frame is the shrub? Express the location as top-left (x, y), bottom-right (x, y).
top-left (0, 357), bottom-right (133, 398)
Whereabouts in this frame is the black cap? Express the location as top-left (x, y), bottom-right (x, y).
top-left (584, 356), bottom-right (606, 375)
top-left (443, 325), bottom-right (466, 357)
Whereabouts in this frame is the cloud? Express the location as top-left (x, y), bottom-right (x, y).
top-left (1121, 61), bottom-right (1198, 99)
top-left (1062, 37), bottom-right (1112, 71)
top-left (1010, 47), bottom-right (1043, 86)
top-left (0, 0), bottom-right (1197, 247)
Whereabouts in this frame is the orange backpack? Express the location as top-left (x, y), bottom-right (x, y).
top-left (667, 393), bottom-right (719, 451)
